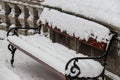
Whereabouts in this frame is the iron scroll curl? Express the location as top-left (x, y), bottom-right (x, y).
top-left (65, 58), bottom-right (81, 79)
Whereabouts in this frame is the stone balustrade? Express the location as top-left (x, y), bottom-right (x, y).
top-left (0, 0), bottom-right (120, 78)
top-left (0, 0), bottom-right (43, 33)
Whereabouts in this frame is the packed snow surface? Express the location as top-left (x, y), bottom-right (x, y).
top-left (0, 66), bottom-right (20, 80)
top-left (40, 8), bottom-right (112, 43)
top-left (0, 30), bottom-right (6, 39)
top-left (42, 0), bottom-right (120, 28)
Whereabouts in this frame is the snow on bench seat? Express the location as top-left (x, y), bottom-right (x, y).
top-left (7, 34), bottom-right (103, 78)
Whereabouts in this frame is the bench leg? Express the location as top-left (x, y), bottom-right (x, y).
top-left (101, 71), bottom-right (105, 80)
top-left (8, 44), bottom-right (17, 67)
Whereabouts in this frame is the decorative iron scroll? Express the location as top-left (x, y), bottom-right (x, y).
top-left (7, 28), bottom-right (19, 37)
top-left (7, 27), bottom-right (41, 37)
top-left (65, 58), bottom-right (81, 79)
top-left (65, 56), bottom-right (105, 80)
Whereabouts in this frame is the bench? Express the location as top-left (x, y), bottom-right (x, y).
top-left (7, 8), bottom-right (116, 80)
top-left (7, 8), bottom-right (117, 80)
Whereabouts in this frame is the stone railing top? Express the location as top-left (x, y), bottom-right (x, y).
top-left (2, 0), bottom-right (43, 8)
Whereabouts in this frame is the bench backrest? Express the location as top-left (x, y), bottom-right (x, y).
top-left (39, 7), bottom-right (116, 52)
top-left (43, 24), bottom-right (116, 52)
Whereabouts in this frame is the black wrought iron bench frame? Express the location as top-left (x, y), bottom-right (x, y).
top-left (7, 26), bottom-right (117, 80)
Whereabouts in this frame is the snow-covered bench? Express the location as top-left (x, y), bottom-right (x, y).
top-left (7, 8), bottom-right (117, 80)
top-left (7, 27), bottom-right (116, 80)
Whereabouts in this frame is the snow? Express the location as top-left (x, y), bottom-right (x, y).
top-left (3, 0), bottom-right (43, 8)
top-left (0, 30), bottom-right (119, 79)
top-left (40, 8), bottom-right (112, 43)
top-left (0, 66), bottom-right (20, 80)
top-left (18, 13), bottom-right (24, 19)
top-left (42, 0), bottom-right (120, 28)
top-left (0, 23), bottom-right (7, 26)
top-left (0, 30), bottom-right (64, 80)
top-left (0, 30), bottom-right (6, 40)
top-left (28, 30), bottom-right (35, 33)
top-left (28, 11), bottom-right (33, 21)
top-left (0, 5), bottom-right (5, 15)
top-left (7, 34), bottom-right (104, 78)
top-left (118, 50), bottom-right (120, 56)
top-left (0, 0), bottom-right (120, 79)
top-left (9, 9), bottom-right (15, 17)
top-left (10, 24), bottom-right (16, 28)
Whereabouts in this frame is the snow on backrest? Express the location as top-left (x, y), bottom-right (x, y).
top-left (40, 8), bottom-right (113, 51)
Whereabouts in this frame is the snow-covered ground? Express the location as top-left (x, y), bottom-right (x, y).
top-left (0, 66), bottom-right (20, 80)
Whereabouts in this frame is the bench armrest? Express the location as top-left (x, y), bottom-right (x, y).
top-left (65, 32), bottom-right (117, 71)
top-left (65, 51), bottom-right (106, 68)
top-left (65, 51), bottom-right (108, 79)
top-left (7, 27), bottom-right (41, 37)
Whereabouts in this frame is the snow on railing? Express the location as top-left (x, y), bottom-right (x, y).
top-left (10, 24), bottom-right (16, 28)
top-left (42, 0), bottom-right (120, 28)
top-left (18, 13), bottom-right (24, 19)
top-left (0, 5), bottom-right (5, 15)
top-left (28, 11), bottom-right (33, 21)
